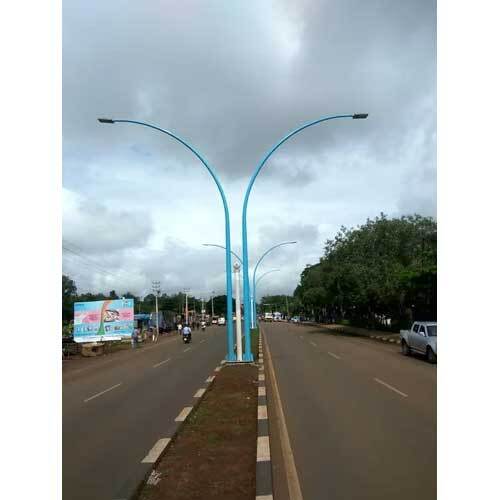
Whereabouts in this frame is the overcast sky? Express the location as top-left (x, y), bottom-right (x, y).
top-left (62, 0), bottom-right (436, 301)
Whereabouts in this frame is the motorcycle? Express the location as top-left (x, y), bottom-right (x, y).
top-left (182, 332), bottom-right (191, 344)
top-left (201, 322), bottom-right (206, 331)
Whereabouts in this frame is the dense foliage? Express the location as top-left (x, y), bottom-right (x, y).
top-left (292, 214), bottom-right (436, 331)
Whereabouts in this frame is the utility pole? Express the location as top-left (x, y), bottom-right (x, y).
top-left (152, 281), bottom-right (161, 342)
top-left (184, 288), bottom-right (189, 326)
top-left (234, 263), bottom-right (243, 361)
top-left (285, 295), bottom-right (290, 319)
top-left (211, 290), bottom-right (215, 318)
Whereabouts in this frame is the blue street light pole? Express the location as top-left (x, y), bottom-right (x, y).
top-left (253, 269), bottom-right (280, 321)
top-left (251, 241), bottom-right (296, 329)
top-left (98, 118), bottom-right (236, 361)
top-left (202, 241), bottom-right (294, 330)
top-left (241, 113), bottom-right (368, 361)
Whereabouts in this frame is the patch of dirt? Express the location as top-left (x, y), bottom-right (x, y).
top-left (139, 364), bottom-right (258, 500)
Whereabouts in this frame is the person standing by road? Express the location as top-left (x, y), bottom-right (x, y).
top-left (177, 322), bottom-right (182, 335)
top-left (132, 327), bottom-right (139, 349)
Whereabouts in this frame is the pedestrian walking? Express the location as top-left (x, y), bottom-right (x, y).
top-left (177, 323), bottom-right (183, 336)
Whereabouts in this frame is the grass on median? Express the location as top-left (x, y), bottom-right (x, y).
top-left (138, 364), bottom-right (258, 500)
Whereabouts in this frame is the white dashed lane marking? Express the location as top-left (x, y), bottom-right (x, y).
top-left (374, 378), bottom-right (408, 398)
top-left (152, 358), bottom-right (171, 368)
top-left (327, 351), bottom-right (341, 360)
top-left (83, 383), bottom-right (122, 403)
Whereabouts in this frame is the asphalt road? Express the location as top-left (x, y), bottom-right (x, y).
top-left (63, 326), bottom-right (226, 500)
top-left (263, 321), bottom-right (436, 500)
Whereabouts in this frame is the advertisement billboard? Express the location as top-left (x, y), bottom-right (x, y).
top-left (73, 299), bottom-right (134, 343)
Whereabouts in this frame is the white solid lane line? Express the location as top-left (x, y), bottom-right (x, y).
top-left (374, 378), bottom-right (408, 398)
top-left (183, 347), bottom-right (191, 352)
top-left (84, 383), bottom-right (122, 403)
top-left (152, 358), bottom-right (171, 368)
top-left (310, 341), bottom-right (317, 347)
top-left (327, 351), bottom-right (341, 360)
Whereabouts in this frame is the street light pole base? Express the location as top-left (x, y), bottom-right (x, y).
top-left (242, 353), bottom-right (254, 362)
top-left (225, 352), bottom-right (237, 362)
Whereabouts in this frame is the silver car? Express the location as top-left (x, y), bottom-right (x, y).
top-left (400, 322), bottom-right (437, 363)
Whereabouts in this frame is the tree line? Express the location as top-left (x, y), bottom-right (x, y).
top-left (260, 214), bottom-right (436, 331)
top-left (62, 275), bottom-right (234, 326)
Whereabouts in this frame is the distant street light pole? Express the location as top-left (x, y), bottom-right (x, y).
top-left (251, 241), bottom-right (297, 329)
top-left (184, 289), bottom-right (189, 325)
top-left (98, 118), bottom-right (236, 361)
top-left (211, 290), bottom-right (215, 318)
top-left (241, 113), bottom-right (368, 361)
top-left (254, 269), bottom-right (280, 320)
top-left (203, 241), bottom-right (295, 332)
top-left (152, 281), bottom-right (160, 342)
top-left (234, 263), bottom-right (243, 361)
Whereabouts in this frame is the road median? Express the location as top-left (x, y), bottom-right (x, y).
top-left (136, 329), bottom-right (261, 500)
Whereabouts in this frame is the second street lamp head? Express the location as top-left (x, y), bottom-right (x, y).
top-left (352, 113), bottom-right (369, 119)
top-left (97, 118), bottom-right (115, 124)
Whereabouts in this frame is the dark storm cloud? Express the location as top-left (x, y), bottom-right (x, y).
top-left (63, 0), bottom-right (436, 295)
top-left (63, 0), bottom-right (435, 177)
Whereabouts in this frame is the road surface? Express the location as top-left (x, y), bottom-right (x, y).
top-left (63, 326), bottom-right (226, 500)
top-left (263, 321), bottom-right (436, 500)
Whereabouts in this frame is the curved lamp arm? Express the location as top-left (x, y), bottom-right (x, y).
top-left (241, 113), bottom-right (368, 356)
top-left (98, 118), bottom-right (236, 361)
top-left (252, 241), bottom-right (297, 288)
top-left (203, 243), bottom-right (243, 265)
top-left (256, 269), bottom-right (280, 287)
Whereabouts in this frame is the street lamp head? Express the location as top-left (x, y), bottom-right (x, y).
top-left (352, 113), bottom-right (369, 119)
top-left (97, 118), bottom-right (115, 124)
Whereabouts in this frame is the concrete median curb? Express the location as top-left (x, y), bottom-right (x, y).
top-left (256, 332), bottom-right (274, 500)
top-left (298, 321), bottom-right (401, 345)
top-left (127, 360), bottom-right (226, 500)
top-left (369, 334), bottom-right (401, 344)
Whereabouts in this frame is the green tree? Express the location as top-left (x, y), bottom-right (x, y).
top-left (62, 275), bottom-right (77, 325)
top-left (294, 214), bottom-right (437, 330)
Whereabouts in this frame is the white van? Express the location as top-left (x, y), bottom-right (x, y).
top-left (264, 312), bottom-right (273, 322)
top-left (217, 317), bottom-right (226, 326)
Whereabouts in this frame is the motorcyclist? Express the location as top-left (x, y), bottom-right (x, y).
top-left (182, 324), bottom-right (192, 339)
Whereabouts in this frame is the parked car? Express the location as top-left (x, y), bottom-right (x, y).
top-left (291, 316), bottom-right (300, 324)
top-left (218, 317), bottom-right (226, 326)
top-left (400, 322), bottom-right (437, 363)
top-left (211, 316), bottom-right (219, 325)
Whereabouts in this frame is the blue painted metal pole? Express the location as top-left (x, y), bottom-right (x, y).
top-left (98, 118), bottom-right (236, 361)
top-left (251, 242), bottom-right (296, 327)
top-left (253, 269), bottom-right (280, 324)
top-left (241, 114), bottom-right (368, 361)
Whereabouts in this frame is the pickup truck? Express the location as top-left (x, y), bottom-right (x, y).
top-left (400, 322), bottom-right (437, 363)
